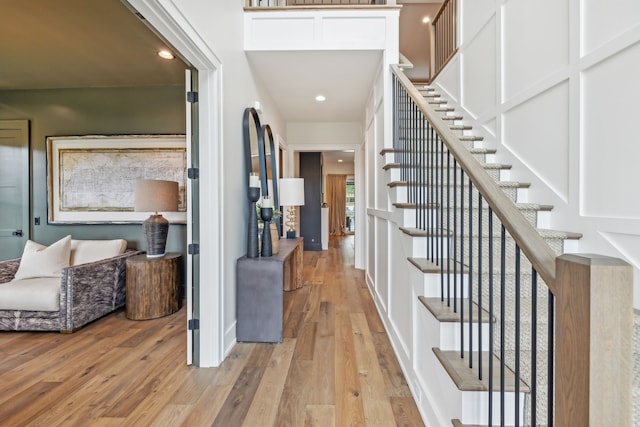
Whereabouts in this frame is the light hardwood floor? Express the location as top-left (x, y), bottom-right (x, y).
top-left (0, 236), bottom-right (424, 426)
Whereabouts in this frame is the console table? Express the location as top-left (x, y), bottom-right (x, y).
top-left (236, 237), bottom-right (303, 342)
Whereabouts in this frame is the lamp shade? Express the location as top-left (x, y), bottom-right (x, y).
top-left (279, 178), bottom-right (305, 207)
top-left (134, 180), bottom-right (179, 212)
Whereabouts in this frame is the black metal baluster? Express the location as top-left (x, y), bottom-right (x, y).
top-left (460, 168), bottom-right (465, 357)
top-left (446, 152), bottom-right (451, 306)
top-left (420, 106), bottom-right (424, 233)
top-left (488, 207), bottom-right (494, 426)
top-left (453, 159), bottom-right (457, 312)
top-left (548, 289), bottom-right (554, 427)
top-left (531, 268), bottom-right (537, 427)
top-left (478, 195), bottom-right (483, 380)
top-left (429, 124), bottom-right (435, 260)
top-left (515, 245), bottom-right (521, 425)
top-left (500, 225), bottom-right (506, 426)
top-left (468, 178), bottom-right (473, 369)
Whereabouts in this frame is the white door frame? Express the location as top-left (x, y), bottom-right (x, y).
top-left (126, 0), bottom-right (224, 367)
top-left (286, 143), bottom-right (366, 270)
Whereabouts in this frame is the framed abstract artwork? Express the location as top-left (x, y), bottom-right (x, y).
top-left (46, 135), bottom-right (187, 224)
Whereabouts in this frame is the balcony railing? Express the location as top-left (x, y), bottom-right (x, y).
top-left (431, 0), bottom-right (457, 81)
top-left (245, 0), bottom-right (387, 7)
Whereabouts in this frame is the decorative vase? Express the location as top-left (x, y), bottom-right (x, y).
top-left (270, 223), bottom-right (279, 255)
top-left (260, 207), bottom-right (273, 257)
top-left (247, 187), bottom-right (260, 258)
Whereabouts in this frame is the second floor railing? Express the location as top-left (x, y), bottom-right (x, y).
top-left (245, 0), bottom-right (387, 7)
top-left (431, 0), bottom-right (457, 81)
top-left (391, 64), bottom-right (633, 426)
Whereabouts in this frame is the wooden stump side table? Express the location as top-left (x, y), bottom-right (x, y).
top-left (126, 253), bottom-right (182, 320)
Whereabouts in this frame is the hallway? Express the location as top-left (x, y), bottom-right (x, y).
top-left (0, 236), bottom-right (424, 426)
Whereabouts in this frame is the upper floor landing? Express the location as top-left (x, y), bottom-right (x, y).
top-left (243, 1), bottom-right (401, 54)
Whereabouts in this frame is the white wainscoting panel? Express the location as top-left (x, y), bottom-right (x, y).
top-left (581, 41), bottom-right (640, 219)
top-left (437, 55), bottom-right (461, 103)
top-left (461, 17), bottom-right (496, 119)
top-left (460, 0), bottom-right (496, 47)
top-left (503, 80), bottom-right (570, 202)
top-left (582, 0), bottom-right (640, 56)
top-left (502, 0), bottom-right (569, 101)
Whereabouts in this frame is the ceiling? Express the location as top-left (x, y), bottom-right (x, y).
top-left (0, 0), bottom-right (187, 90)
top-left (1, 0), bottom-right (434, 127)
top-left (247, 50), bottom-right (382, 122)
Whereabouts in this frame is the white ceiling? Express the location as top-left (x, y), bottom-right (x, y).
top-left (247, 50), bottom-right (382, 122)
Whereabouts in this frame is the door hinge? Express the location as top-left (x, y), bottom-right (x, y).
top-left (188, 319), bottom-right (200, 330)
top-left (187, 91), bottom-right (198, 103)
top-left (188, 167), bottom-right (199, 179)
top-left (188, 243), bottom-right (200, 255)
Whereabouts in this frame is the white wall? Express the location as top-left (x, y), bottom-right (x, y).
top-left (153, 0), bottom-right (286, 363)
top-left (432, 0), bottom-right (640, 308)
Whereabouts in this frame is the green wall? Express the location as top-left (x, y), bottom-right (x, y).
top-left (0, 85), bottom-right (187, 260)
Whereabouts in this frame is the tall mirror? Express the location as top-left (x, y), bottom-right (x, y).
top-left (263, 124), bottom-right (280, 236)
top-left (243, 107), bottom-right (267, 195)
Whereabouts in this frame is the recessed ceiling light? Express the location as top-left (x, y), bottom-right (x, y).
top-left (343, 149), bottom-right (355, 153)
top-left (158, 50), bottom-right (175, 60)
top-left (422, 16), bottom-right (430, 24)
top-left (315, 95), bottom-right (326, 102)
top-left (338, 159), bottom-right (343, 163)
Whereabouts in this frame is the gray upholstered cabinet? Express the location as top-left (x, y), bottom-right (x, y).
top-left (236, 238), bottom-right (303, 342)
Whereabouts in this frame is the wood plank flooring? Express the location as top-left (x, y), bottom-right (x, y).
top-left (0, 236), bottom-right (424, 426)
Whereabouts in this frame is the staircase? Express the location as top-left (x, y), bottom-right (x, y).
top-left (382, 67), bottom-right (638, 426)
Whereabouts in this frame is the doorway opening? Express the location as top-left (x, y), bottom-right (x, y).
top-left (345, 177), bottom-right (355, 234)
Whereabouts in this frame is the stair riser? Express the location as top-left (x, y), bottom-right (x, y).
top-left (385, 167), bottom-right (401, 182)
top-left (439, 322), bottom-right (491, 352)
top-left (389, 185), bottom-right (407, 204)
top-left (402, 232), bottom-right (429, 258)
top-left (394, 165), bottom-right (507, 182)
top-left (414, 303), bottom-right (529, 426)
top-left (404, 184), bottom-right (521, 204)
top-left (396, 136), bottom-right (476, 150)
top-left (462, 391), bottom-right (528, 426)
top-left (394, 206), bottom-right (543, 231)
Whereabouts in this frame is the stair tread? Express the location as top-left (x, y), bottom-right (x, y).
top-left (537, 229), bottom-right (582, 240)
top-left (419, 296), bottom-right (492, 323)
top-left (380, 147), bottom-right (395, 156)
top-left (451, 419), bottom-right (487, 427)
top-left (468, 148), bottom-right (496, 154)
top-left (407, 257), bottom-right (468, 274)
top-left (389, 180), bottom-right (531, 189)
top-left (433, 348), bottom-right (531, 393)
top-left (386, 162), bottom-right (510, 170)
top-left (393, 202), bottom-right (438, 209)
top-left (392, 201), bottom-right (551, 212)
top-left (399, 226), bottom-right (452, 237)
top-left (407, 257), bottom-right (443, 273)
top-left (382, 162), bottom-right (400, 170)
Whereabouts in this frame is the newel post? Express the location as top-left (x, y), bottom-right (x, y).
top-left (555, 254), bottom-right (633, 426)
